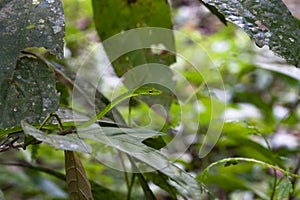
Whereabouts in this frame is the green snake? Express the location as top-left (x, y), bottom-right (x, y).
top-left (79, 86), bottom-right (162, 128)
top-left (0, 86), bottom-right (161, 137)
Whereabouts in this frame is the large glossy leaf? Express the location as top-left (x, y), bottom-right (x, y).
top-left (203, 0), bottom-right (300, 67)
top-left (78, 126), bottom-right (206, 199)
top-left (65, 151), bottom-right (94, 200)
top-left (92, 1), bottom-right (175, 74)
top-left (0, 55), bottom-right (59, 128)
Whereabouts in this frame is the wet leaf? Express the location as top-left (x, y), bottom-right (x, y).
top-left (0, 0), bottom-right (65, 94)
top-left (65, 151), bottom-right (94, 200)
top-left (203, 0), bottom-right (300, 67)
top-left (0, 56), bottom-right (59, 128)
top-left (78, 126), bottom-right (206, 199)
top-left (0, 0), bottom-right (64, 128)
top-left (21, 121), bottom-right (92, 153)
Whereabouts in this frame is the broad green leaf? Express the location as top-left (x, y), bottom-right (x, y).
top-left (92, 0), bottom-right (176, 113)
top-left (0, 0), bottom-right (64, 96)
top-left (92, 0), bottom-right (176, 74)
top-left (21, 121), bottom-right (92, 153)
top-left (65, 151), bottom-right (94, 200)
top-left (78, 126), bottom-right (206, 199)
top-left (203, 0), bottom-right (300, 67)
top-left (92, 0), bottom-right (174, 42)
top-left (0, 56), bottom-right (59, 128)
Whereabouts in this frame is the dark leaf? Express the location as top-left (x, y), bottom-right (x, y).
top-left (200, 0), bottom-right (227, 25)
top-left (0, 0), bottom-right (64, 111)
top-left (142, 136), bottom-right (166, 150)
top-left (0, 0), bottom-right (64, 128)
top-left (203, 0), bottom-right (300, 67)
top-left (0, 56), bottom-right (59, 128)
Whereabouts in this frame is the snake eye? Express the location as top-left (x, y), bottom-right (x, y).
top-left (148, 89), bottom-right (153, 94)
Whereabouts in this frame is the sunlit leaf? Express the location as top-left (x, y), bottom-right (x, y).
top-left (0, 56), bottom-right (59, 128)
top-left (203, 0), bottom-right (300, 67)
top-left (21, 121), bottom-right (92, 153)
top-left (65, 151), bottom-right (94, 200)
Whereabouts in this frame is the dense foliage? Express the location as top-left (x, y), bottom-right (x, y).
top-left (0, 0), bottom-right (300, 199)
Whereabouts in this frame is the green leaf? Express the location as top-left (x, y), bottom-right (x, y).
top-left (203, 0), bottom-right (300, 67)
top-left (21, 121), bottom-right (92, 153)
top-left (78, 126), bottom-right (206, 199)
top-left (92, 0), bottom-right (176, 114)
top-left (92, 0), bottom-right (173, 41)
top-left (0, 56), bottom-right (59, 128)
top-left (65, 151), bottom-right (94, 200)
